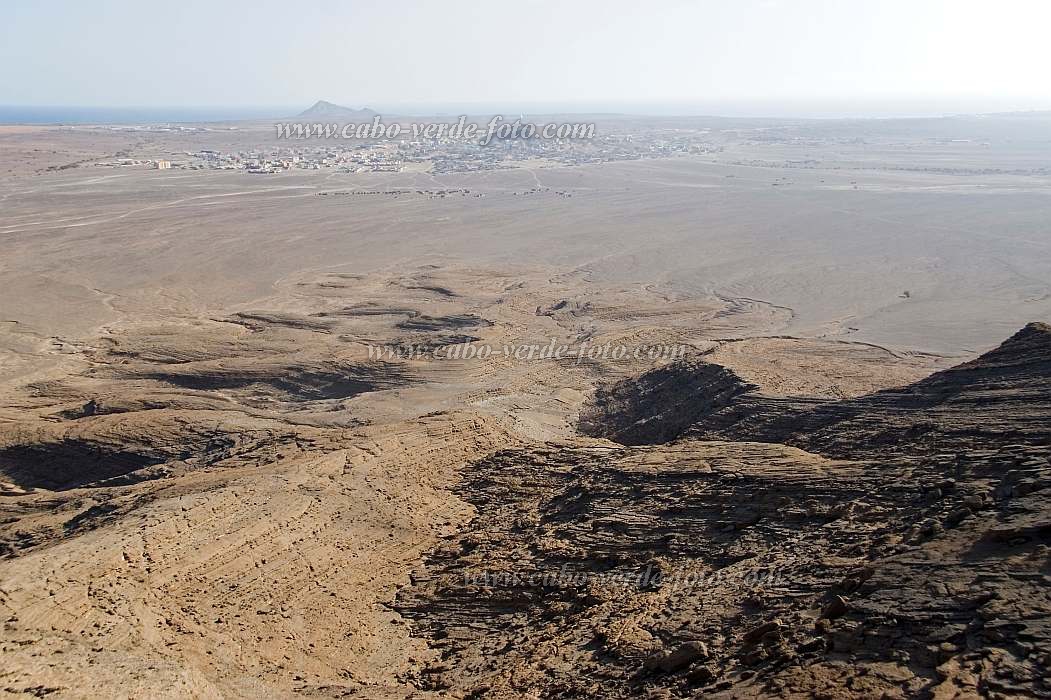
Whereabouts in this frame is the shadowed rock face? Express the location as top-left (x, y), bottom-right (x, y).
top-left (135, 362), bottom-right (413, 405)
top-left (697, 321), bottom-right (1051, 458)
top-left (395, 313), bottom-right (492, 332)
top-left (0, 427), bottom-right (249, 493)
top-left (397, 325), bottom-right (1051, 698)
top-left (578, 361), bottom-right (757, 445)
top-left (0, 441), bottom-right (167, 491)
top-left (583, 322), bottom-right (1051, 457)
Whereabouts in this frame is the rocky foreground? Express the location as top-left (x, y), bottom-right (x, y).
top-left (398, 323), bottom-right (1051, 698)
top-left (0, 260), bottom-right (1048, 698)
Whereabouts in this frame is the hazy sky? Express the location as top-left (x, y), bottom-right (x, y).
top-left (3, 0), bottom-right (1050, 114)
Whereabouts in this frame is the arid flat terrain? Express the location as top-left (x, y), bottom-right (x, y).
top-left (1, 115), bottom-right (1050, 698)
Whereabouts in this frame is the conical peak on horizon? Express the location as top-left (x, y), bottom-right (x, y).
top-left (296, 100), bottom-right (377, 119)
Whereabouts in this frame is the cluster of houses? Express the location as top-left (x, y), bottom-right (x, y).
top-left (92, 128), bottom-right (722, 175)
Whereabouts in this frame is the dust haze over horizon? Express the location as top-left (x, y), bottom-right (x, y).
top-left (3, 0), bottom-right (1051, 118)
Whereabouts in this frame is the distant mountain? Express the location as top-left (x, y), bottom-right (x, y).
top-left (295, 100), bottom-right (378, 120)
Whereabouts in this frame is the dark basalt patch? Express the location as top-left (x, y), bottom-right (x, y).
top-left (395, 313), bottom-right (492, 333)
top-left (313, 303), bottom-right (420, 318)
top-left (138, 362), bottom-right (412, 403)
top-left (400, 284), bottom-right (459, 298)
top-left (579, 360), bottom-right (757, 445)
top-left (226, 312), bottom-right (334, 333)
top-left (581, 322), bottom-right (1051, 458)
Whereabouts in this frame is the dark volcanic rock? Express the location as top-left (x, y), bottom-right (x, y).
top-left (701, 322), bottom-right (1051, 457)
top-left (582, 322), bottom-right (1051, 458)
top-left (135, 361), bottom-right (412, 405)
top-left (395, 313), bottom-right (491, 332)
top-left (579, 360), bottom-right (757, 445)
top-left (398, 325), bottom-right (1051, 698)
